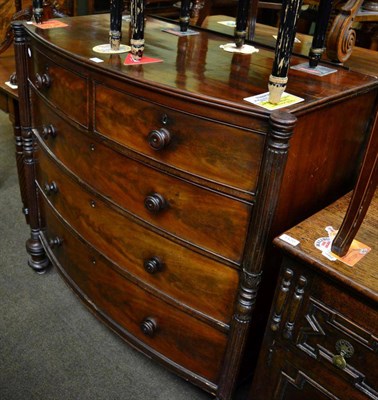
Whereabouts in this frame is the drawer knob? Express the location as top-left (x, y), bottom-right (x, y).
top-left (144, 257), bottom-right (163, 274)
top-left (144, 193), bottom-right (166, 213)
top-left (42, 124), bottom-right (57, 139)
top-left (49, 236), bottom-right (63, 248)
top-left (35, 72), bottom-right (51, 89)
top-left (44, 181), bottom-right (58, 196)
top-left (140, 317), bottom-right (158, 337)
top-left (148, 128), bottom-right (171, 150)
top-left (333, 339), bottom-right (354, 370)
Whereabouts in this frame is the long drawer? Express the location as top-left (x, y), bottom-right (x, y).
top-left (36, 148), bottom-right (240, 326)
top-left (33, 96), bottom-right (252, 262)
top-left (41, 201), bottom-right (228, 384)
top-left (94, 83), bottom-right (265, 193)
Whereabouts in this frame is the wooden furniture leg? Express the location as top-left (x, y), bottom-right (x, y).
top-left (331, 108), bottom-right (378, 256)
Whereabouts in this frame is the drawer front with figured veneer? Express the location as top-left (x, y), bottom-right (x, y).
top-left (34, 114), bottom-right (251, 262)
top-left (94, 84), bottom-right (265, 194)
top-left (41, 203), bottom-right (229, 384)
top-left (28, 44), bottom-right (88, 127)
top-left (36, 149), bottom-right (239, 325)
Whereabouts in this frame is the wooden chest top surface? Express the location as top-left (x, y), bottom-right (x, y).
top-left (23, 14), bottom-right (378, 116)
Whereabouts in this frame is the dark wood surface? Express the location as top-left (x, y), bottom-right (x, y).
top-left (274, 190), bottom-right (377, 302)
top-left (332, 108), bottom-right (378, 256)
top-left (12, 14), bottom-right (378, 400)
top-left (250, 190), bottom-right (377, 399)
top-left (22, 15), bottom-right (377, 112)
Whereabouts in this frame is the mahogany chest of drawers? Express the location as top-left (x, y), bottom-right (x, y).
top-left (13, 14), bottom-right (378, 400)
top-left (250, 190), bottom-right (377, 399)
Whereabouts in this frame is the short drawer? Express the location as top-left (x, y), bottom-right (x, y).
top-left (36, 148), bottom-right (239, 325)
top-left (94, 84), bottom-right (265, 193)
top-left (277, 265), bottom-right (378, 399)
top-left (28, 43), bottom-right (88, 127)
top-left (33, 101), bottom-right (252, 263)
top-left (41, 203), bottom-right (228, 384)
top-left (258, 341), bottom-right (373, 400)
top-left (296, 283), bottom-right (377, 398)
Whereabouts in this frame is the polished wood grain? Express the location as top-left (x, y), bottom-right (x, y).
top-left (94, 83), bottom-right (265, 195)
top-left (13, 15), bottom-right (378, 400)
top-left (32, 93), bottom-right (252, 262)
top-left (36, 145), bottom-right (240, 327)
top-left (29, 43), bottom-right (89, 126)
top-left (24, 15), bottom-right (377, 111)
top-left (41, 202), bottom-right (229, 386)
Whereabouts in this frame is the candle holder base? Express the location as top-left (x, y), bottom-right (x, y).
top-left (93, 44), bottom-right (131, 54)
top-left (220, 43), bottom-right (259, 54)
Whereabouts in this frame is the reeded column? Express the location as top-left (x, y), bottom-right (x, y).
top-left (216, 111), bottom-right (297, 400)
top-left (12, 21), bottom-right (50, 273)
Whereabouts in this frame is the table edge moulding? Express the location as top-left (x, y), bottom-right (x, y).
top-left (12, 10), bottom-right (378, 400)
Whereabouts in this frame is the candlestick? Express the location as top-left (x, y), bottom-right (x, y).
top-left (268, 0), bottom-right (303, 104)
top-left (309, 0), bottom-right (334, 67)
top-left (179, 0), bottom-right (191, 32)
top-left (33, 0), bottom-right (43, 24)
top-left (235, 0), bottom-right (250, 48)
top-left (110, 0), bottom-right (123, 51)
top-left (130, 0), bottom-right (145, 61)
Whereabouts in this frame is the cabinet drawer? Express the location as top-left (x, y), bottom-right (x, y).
top-left (33, 101), bottom-right (251, 262)
top-left (293, 279), bottom-right (378, 398)
top-left (265, 342), bottom-right (372, 400)
top-left (94, 84), bottom-right (264, 193)
top-left (36, 149), bottom-right (239, 325)
top-left (28, 44), bottom-right (88, 127)
top-left (41, 203), bottom-right (228, 383)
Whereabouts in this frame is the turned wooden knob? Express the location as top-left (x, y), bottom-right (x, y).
top-left (44, 181), bottom-right (58, 196)
top-left (147, 128), bottom-right (171, 150)
top-left (49, 236), bottom-right (63, 248)
top-left (140, 317), bottom-right (158, 337)
top-left (144, 193), bottom-right (166, 213)
top-left (144, 257), bottom-right (163, 274)
top-left (35, 72), bottom-right (51, 89)
top-left (42, 124), bottom-right (57, 139)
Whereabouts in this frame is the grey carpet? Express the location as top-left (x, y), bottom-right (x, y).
top-left (0, 110), bottom-right (248, 400)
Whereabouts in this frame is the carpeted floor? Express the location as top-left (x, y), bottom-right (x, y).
top-left (0, 110), bottom-right (249, 400)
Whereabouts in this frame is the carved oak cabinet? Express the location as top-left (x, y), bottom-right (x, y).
top-left (250, 190), bottom-right (377, 399)
top-left (13, 14), bottom-right (378, 400)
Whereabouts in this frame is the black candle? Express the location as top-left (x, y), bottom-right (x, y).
top-left (269, 0), bottom-right (303, 103)
top-left (110, 0), bottom-right (123, 50)
top-left (131, 0), bottom-right (145, 61)
top-left (179, 0), bottom-right (191, 32)
top-left (235, 0), bottom-right (250, 48)
top-left (32, 0), bottom-right (43, 24)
